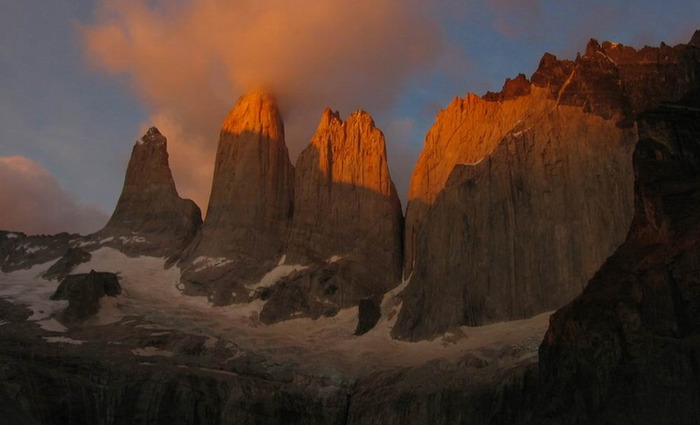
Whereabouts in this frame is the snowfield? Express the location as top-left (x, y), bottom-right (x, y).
top-left (0, 247), bottom-right (551, 378)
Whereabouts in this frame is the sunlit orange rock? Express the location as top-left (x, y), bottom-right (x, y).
top-left (179, 91), bottom-right (294, 303)
top-left (260, 109), bottom-right (403, 326)
top-left (395, 35), bottom-right (700, 341)
top-left (288, 108), bottom-right (402, 282)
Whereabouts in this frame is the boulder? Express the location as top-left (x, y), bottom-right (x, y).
top-left (51, 270), bottom-right (121, 321)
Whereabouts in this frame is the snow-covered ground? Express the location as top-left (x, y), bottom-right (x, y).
top-left (0, 247), bottom-right (551, 378)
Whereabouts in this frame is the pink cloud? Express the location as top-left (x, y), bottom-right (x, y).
top-left (80, 0), bottom-right (444, 210)
top-left (0, 156), bottom-right (108, 235)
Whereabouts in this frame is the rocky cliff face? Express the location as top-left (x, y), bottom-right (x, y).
top-left (395, 36), bottom-right (700, 341)
top-left (97, 127), bottom-right (202, 259)
top-left (288, 109), bottom-right (402, 276)
top-left (261, 110), bottom-right (403, 322)
top-left (179, 92), bottom-right (294, 304)
top-left (534, 98), bottom-right (700, 424)
top-left (260, 109), bottom-right (403, 323)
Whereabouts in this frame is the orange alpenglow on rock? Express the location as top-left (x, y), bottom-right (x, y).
top-left (259, 108), bottom-right (403, 328)
top-left (288, 108), bottom-right (403, 285)
top-left (394, 35), bottom-right (700, 341)
top-left (178, 91), bottom-right (294, 304)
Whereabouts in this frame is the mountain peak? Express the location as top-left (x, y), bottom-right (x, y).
top-left (138, 126), bottom-right (165, 146)
top-left (584, 38), bottom-right (602, 58)
top-left (319, 108), bottom-right (341, 128)
top-left (221, 91), bottom-right (284, 138)
top-left (179, 90), bottom-right (294, 302)
top-left (690, 29), bottom-right (700, 46)
top-left (99, 128), bottom-right (202, 258)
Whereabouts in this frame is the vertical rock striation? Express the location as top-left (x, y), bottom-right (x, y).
top-left (535, 98), bottom-right (700, 424)
top-left (98, 127), bottom-right (202, 259)
top-left (288, 109), bottom-right (402, 281)
top-left (396, 36), bottom-right (700, 340)
top-left (260, 109), bottom-right (403, 323)
top-left (179, 92), bottom-right (294, 304)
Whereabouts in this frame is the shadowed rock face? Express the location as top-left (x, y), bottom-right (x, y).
top-left (395, 35), bottom-right (700, 341)
top-left (534, 99), bottom-right (700, 425)
top-left (0, 231), bottom-right (78, 273)
top-left (98, 127), bottom-right (202, 259)
top-left (288, 109), bottom-right (402, 275)
top-left (42, 248), bottom-right (92, 281)
top-left (294, 112), bottom-right (401, 266)
top-left (179, 92), bottom-right (294, 303)
top-left (259, 109), bottom-right (403, 324)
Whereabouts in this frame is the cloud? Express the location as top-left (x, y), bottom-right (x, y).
top-left (81, 0), bottom-right (444, 210)
top-left (0, 156), bottom-right (109, 235)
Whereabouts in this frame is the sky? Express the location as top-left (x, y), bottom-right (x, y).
top-left (1, 0), bottom-right (699, 235)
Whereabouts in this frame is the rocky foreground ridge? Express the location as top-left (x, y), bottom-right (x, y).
top-left (0, 31), bottom-right (699, 424)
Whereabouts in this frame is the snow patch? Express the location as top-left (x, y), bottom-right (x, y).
top-left (0, 246), bottom-right (553, 380)
top-left (38, 318), bottom-right (68, 333)
top-left (43, 336), bottom-right (84, 345)
top-left (119, 235), bottom-right (146, 244)
top-left (0, 260), bottom-right (68, 328)
top-left (6, 233), bottom-right (18, 239)
top-left (25, 245), bottom-right (44, 254)
top-left (248, 263), bottom-right (306, 290)
top-left (328, 255), bottom-right (343, 263)
top-left (88, 296), bottom-right (125, 326)
top-left (193, 256), bottom-right (233, 272)
top-left (100, 236), bottom-right (115, 244)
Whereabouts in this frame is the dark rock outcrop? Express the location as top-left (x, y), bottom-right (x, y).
top-left (97, 127), bottom-right (202, 259)
top-left (0, 231), bottom-right (78, 273)
top-left (42, 248), bottom-right (92, 281)
top-left (354, 297), bottom-right (382, 336)
top-left (179, 92), bottom-right (294, 303)
top-left (347, 358), bottom-right (539, 425)
top-left (259, 260), bottom-right (381, 325)
top-left (534, 100), bottom-right (700, 424)
top-left (51, 270), bottom-right (121, 321)
top-left (396, 35), bottom-right (700, 341)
